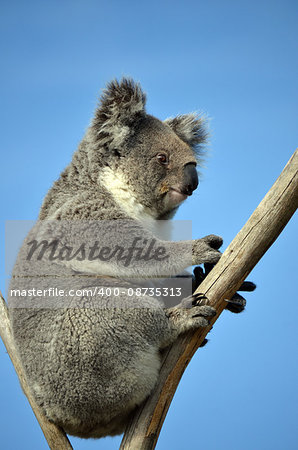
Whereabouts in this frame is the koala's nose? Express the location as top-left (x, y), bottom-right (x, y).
top-left (182, 163), bottom-right (198, 195)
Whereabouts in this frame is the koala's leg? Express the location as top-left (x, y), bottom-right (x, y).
top-left (165, 292), bottom-right (216, 338)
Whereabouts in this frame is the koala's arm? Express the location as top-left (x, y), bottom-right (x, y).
top-left (69, 234), bottom-right (222, 277)
top-left (30, 215), bottom-right (222, 279)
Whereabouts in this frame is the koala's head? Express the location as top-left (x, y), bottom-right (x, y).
top-left (88, 78), bottom-right (208, 218)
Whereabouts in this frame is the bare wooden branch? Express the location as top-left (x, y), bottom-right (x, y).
top-left (0, 292), bottom-right (73, 450)
top-left (120, 149), bottom-right (298, 450)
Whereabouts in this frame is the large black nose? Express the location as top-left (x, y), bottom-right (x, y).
top-left (182, 164), bottom-right (198, 195)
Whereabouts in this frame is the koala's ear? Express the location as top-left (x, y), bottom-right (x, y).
top-left (164, 113), bottom-right (208, 152)
top-left (91, 78), bottom-right (146, 148)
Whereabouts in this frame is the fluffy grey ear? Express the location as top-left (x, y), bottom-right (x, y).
top-left (164, 113), bottom-right (208, 152)
top-left (91, 78), bottom-right (146, 148)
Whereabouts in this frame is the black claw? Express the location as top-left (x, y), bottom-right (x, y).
top-left (225, 303), bottom-right (245, 314)
top-left (192, 292), bottom-right (209, 306)
top-left (199, 338), bottom-right (209, 348)
top-left (193, 292), bottom-right (208, 299)
top-left (203, 263), bottom-right (216, 275)
top-left (193, 266), bottom-right (204, 280)
top-left (238, 281), bottom-right (257, 292)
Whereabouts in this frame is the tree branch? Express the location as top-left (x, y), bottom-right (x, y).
top-left (120, 149), bottom-right (298, 450)
top-left (0, 292), bottom-right (73, 450)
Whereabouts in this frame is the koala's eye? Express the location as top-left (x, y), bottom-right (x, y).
top-left (156, 153), bottom-right (168, 166)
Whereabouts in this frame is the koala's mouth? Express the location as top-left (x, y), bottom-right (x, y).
top-left (168, 188), bottom-right (189, 204)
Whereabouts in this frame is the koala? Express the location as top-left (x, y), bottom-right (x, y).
top-left (8, 78), bottom-right (254, 439)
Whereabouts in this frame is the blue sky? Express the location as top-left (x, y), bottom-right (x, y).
top-left (0, 1), bottom-right (297, 449)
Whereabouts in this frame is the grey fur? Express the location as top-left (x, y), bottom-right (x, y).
top-left (9, 78), bottom-right (222, 438)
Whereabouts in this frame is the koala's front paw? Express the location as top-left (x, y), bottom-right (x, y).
top-left (192, 234), bottom-right (223, 265)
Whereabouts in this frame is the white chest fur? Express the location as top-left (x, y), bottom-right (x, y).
top-left (99, 167), bottom-right (160, 232)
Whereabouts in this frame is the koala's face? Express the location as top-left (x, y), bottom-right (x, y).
top-left (119, 116), bottom-right (199, 218)
top-left (91, 78), bottom-right (207, 218)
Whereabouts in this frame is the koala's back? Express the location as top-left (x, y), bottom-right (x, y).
top-left (11, 292), bottom-right (171, 437)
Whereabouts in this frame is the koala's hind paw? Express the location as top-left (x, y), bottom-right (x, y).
top-left (191, 305), bottom-right (216, 326)
top-left (168, 295), bottom-right (216, 335)
top-left (178, 292), bottom-right (209, 309)
top-left (187, 303), bottom-right (216, 330)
